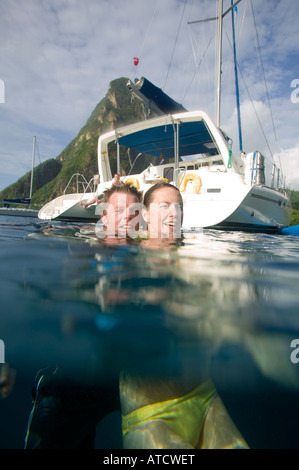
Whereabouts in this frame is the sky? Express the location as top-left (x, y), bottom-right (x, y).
top-left (1, 0), bottom-right (299, 193)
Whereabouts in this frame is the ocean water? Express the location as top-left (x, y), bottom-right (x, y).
top-left (0, 215), bottom-right (299, 449)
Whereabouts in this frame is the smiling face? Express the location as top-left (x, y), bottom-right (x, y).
top-left (101, 192), bottom-right (141, 238)
top-left (143, 186), bottom-right (183, 239)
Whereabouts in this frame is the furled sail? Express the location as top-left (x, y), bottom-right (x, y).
top-left (127, 77), bottom-right (187, 115)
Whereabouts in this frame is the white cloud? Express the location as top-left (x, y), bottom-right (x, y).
top-left (275, 144), bottom-right (299, 191)
top-left (224, 97), bottom-right (299, 189)
top-left (0, 0), bottom-right (299, 192)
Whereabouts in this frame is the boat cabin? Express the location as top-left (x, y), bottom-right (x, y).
top-left (97, 110), bottom-right (232, 188)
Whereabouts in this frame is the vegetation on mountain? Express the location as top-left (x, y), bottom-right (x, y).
top-left (290, 190), bottom-right (299, 225)
top-left (0, 77), bottom-right (148, 206)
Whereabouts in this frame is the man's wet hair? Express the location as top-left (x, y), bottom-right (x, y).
top-left (101, 182), bottom-right (143, 204)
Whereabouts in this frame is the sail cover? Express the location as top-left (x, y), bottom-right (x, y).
top-left (127, 77), bottom-right (187, 115)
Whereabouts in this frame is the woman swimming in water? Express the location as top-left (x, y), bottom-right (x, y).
top-left (120, 182), bottom-right (249, 449)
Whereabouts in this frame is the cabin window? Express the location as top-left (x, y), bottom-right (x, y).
top-left (164, 167), bottom-right (174, 182)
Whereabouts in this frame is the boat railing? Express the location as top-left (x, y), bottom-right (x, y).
top-left (271, 163), bottom-right (285, 190)
top-left (176, 167), bottom-right (186, 188)
top-left (63, 173), bottom-right (97, 195)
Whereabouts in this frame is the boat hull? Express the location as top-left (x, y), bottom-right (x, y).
top-left (38, 192), bottom-right (99, 223)
top-left (212, 185), bottom-right (291, 233)
top-left (0, 207), bottom-right (39, 218)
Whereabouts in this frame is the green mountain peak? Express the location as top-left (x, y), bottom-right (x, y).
top-left (0, 77), bottom-right (149, 206)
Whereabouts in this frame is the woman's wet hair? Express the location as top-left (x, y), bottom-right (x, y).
top-left (143, 182), bottom-right (183, 209)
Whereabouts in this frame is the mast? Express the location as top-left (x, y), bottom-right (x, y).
top-left (216, 0), bottom-right (223, 128)
top-left (29, 136), bottom-right (36, 204)
top-left (231, 0), bottom-right (243, 151)
top-left (188, 0), bottom-right (242, 128)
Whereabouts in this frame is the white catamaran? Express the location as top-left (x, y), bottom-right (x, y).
top-left (38, 0), bottom-right (291, 232)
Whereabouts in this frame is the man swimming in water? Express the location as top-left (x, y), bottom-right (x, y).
top-left (24, 183), bottom-right (142, 449)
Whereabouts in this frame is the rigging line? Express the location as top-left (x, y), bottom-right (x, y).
top-left (239, 0), bottom-right (247, 42)
top-left (249, 0), bottom-right (283, 181)
top-left (189, 25), bottom-right (199, 69)
top-left (138, 0), bottom-right (160, 59)
top-left (225, 32), bottom-right (274, 161)
top-left (182, 35), bottom-right (213, 101)
top-left (249, 0), bottom-right (278, 143)
top-left (191, 12), bottom-right (215, 86)
top-left (163, 0), bottom-right (188, 91)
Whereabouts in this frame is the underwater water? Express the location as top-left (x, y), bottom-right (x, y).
top-left (0, 215), bottom-right (299, 449)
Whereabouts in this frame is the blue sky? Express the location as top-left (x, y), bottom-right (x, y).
top-left (0, 0), bottom-right (299, 192)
